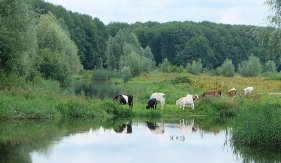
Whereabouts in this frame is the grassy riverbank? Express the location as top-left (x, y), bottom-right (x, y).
top-left (1, 72), bottom-right (280, 120)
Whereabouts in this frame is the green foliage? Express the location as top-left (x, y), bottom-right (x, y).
top-left (121, 66), bottom-right (132, 82)
top-left (196, 98), bottom-right (236, 117)
top-left (217, 59), bottom-right (235, 77)
top-left (264, 60), bottom-right (277, 72)
top-left (33, 1), bottom-right (108, 70)
top-left (238, 54), bottom-right (263, 77)
top-left (186, 59), bottom-right (203, 75)
top-left (38, 49), bottom-right (71, 87)
top-left (264, 72), bottom-right (281, 81)
top-left (232, 102), bottom-right (281, 147)
top-left (105, 29), bottom-right (155, 76)
top-left (171, 76), bottom-right (192, 84)
top-left (0, 0), bottom-right (37, 78)
top-left (92, 69), bottom-right (119, 81)
top-left (158, 58), bottom-right (184, 73)
top-left (178, 36), bottom-right (215, 68)
top-left (134, 21), bottom-right (266, 69)
top-left (159, 58), bottom-right (173, 72)
top-left (0, 70), bottom-right (27, 90)
top-left (36, 13), bottom-right (82, 86)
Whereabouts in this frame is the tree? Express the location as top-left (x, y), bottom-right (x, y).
top-left (158, 58), bottom-right (170, 72)
top-left (177, 36), bottom-right (215, 68)
top-left (105, 29), bottom-right (155, 76)
top-left (258, 0), bottom-right (281, 69)
top-left (217, 59), bottom-right (235, 77)
top-left (186, 59), bottom-right (203, 75)
top-left (264, 60), bottom-right (277, 72)
top-left (36, 13), bottom-right (82, 86)
top-left (0, 0), bottom-right (37, 78)
top-left (238, 54), bottom-right (262, 77)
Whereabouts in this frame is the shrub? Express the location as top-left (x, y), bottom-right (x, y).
top-left (217, 59), bottom-right (235, 77)
top-left (121, 66), bottom-right (132, 82)
top-left (171, 76), bottom-right (192, 84)
top-left (264, 60), bottom-right (277, 73)
top-left (159, 58), bottom-right (173, 73)
top-left (186, 59), bottom-right (203, 75)
top-left (238, 54), bottom-right (262, 77)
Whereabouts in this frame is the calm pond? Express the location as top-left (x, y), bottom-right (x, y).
top-left (1, 118), bottom-right (280, 163)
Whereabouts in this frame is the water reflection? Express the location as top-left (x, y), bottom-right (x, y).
top-left (113, 122), bottom-right (132, 134)
top-left (231, 142), bottom-right (281, 163)
top-left (146, 121), bottom-right (164, 134)
top-left (74, 70), bottom-right (122, 99)
top-left (0, 118), bottom-right (280, 163)
top-left (175, 119), bottom-right (197, 133)
top-left (74, 80), bottom-right (120, 99)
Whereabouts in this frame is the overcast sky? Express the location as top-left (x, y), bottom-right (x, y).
top-left (44, 0), bottom-right (271, 26)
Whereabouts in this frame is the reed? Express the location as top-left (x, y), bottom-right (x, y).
top-left (231, 96), bottom-right (281, 147)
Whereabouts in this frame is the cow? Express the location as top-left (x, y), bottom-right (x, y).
top-left (146, 98), bottom-right (157, 110)
top-left (113, 94), bottom-right (133, 108)
top-left (150, 92), bottom-right (165, 110)
top-left (200, 90), bottom-right (221, 98)
top-left (176, 94), bottom-right (198, 110)
top-left (243, 87), bottom-right (254, 95)
top-left (228, 88), bottom-right (237, 96)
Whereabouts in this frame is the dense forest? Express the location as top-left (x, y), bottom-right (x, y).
top-left (33, 0), bottom-right (272, 68)
top-left (0, 0), bottom-right (280, 87)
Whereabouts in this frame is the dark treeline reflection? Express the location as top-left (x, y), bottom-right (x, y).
top-left (0, 118), bottom-right (130, 163)
top-left (231, 143), bottom-right (281, 163)
top-left (0, 117), bottom-right (281, 163)
top-left (74, 81), bottom-right (120, 99)
top-left (74, 70), bottom-right (121, 99)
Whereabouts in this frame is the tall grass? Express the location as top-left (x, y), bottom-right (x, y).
top-left (231, 99), bottom-right (281, 147)
top-left (0, 90), bottom-right (132, 120)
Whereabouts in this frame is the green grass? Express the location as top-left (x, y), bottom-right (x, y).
top-left (1, 71), bottom-right (281, 123)
top-left (231, 95), bottom-right (281, 147)
top-left (0, 89), bottom-right (132, 120)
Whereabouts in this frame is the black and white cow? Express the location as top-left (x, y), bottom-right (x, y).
top-left (146, 98), bottom-right (157, 110)
top-left (113, 94), bottom-right (133, 108)
top-left (150, 92), bottom-right (166, 110)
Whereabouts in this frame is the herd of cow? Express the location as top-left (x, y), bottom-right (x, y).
top-left (113, 86), bottom-right (254, 110)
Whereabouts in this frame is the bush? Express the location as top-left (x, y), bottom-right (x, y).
top-left (217, 59), bottom-right (235, 77)
top-left (38, 49), bottom-right (72, 87)
top-left (264, 60), bottom-right (277, 73)
top-left (171, 76), bottom-right (192, 84)
top-left (238, 54), bottom-right (262, 77)
top-left (186, 59), bottom-right (203, 75)
top-left (159, 58), bottom-right (173, 73)
top-left (121, 66), bottom-right (132, 82)
top-left (93, 69), bottom-right (119, 81)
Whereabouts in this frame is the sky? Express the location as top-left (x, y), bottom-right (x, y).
top-left (44, 0), bottom-right (272, 26)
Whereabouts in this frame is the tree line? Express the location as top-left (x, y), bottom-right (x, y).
top-left (0, 0), bottom-right (280, 87)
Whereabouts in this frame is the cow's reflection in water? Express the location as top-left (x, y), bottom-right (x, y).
top-left (176, 119), bottom-right (197, 133)
top-left (146, 121), bottom-right (164, 134)
top-left (114, 123), bottom-right (132, 134)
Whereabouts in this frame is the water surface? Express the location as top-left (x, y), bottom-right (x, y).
top-left (30, 120), bottom-right (239, 163)
top-left (1, 119), bottom-right (280, 163)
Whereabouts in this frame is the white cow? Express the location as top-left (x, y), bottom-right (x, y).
top-left (176, 94), bottom-right (197, 110)
top-left (243, 87), bottom-right (254, 95)
top-left (150, 92), bottom-right (166, 110)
